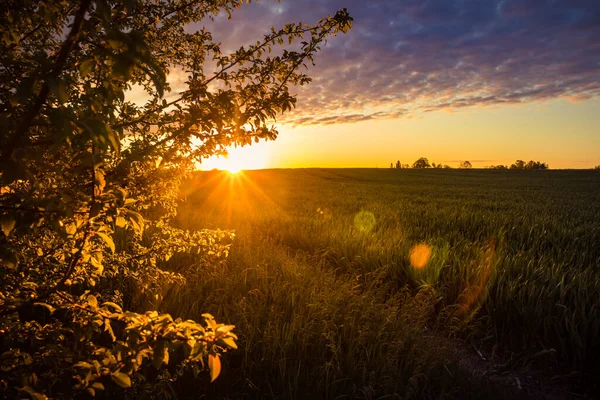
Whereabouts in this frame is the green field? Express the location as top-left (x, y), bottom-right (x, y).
top-left (162, 169), bottom-right (600, 398)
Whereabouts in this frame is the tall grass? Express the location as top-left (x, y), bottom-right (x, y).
top-left (157, 168), bottom-right (599, 397)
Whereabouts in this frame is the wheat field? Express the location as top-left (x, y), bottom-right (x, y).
top-left (160, 168), bottom-right (600, 399)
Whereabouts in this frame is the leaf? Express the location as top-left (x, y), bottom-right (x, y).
top-left (153, 341), bottom-right (169, 369)
top-left (33, 303), bottom-right (55, 314)
top-left (104, 319), bottom-right (116, 342)
top-left (47, 76), bottom-right (68, 105)
top-left (87, 294), bottom-right (98, 308)
top-left (94, 232), bottom-right (115, 253)
top-left (65, 223), bottom-right (77, 235)
top-left (208, 354), bottom-right (221, 382)
top-left (115, 216), bottom-right (126, 228)
top-left (90, 254), bottom-right (103, 275)
top-left (91, 382), bottom-right (104, 390)
top-left (102, 302), bottom-right (122, 312)
top-left (1, 248), bottom-right (19, 269)
top-left (123, 209), bottom-right (144, 234)
top-left (103, 125), bottom-right (120, 156)
top-left (220, 337), bottom-right (238, 350)
top-left (79, 59), bottom-right (95, 78)
top-left (0, 214), bottom-right (17, 237)
top-left (190, 341), bottom-right (205, 360)
top-left (81, 119), bottom-right (120, 155)
top-left (19, 386), bottom-right (47, 400)
top-left (1, 214), bottom-right (16, 237)
top-left (110, 371), bottom-right (131, 388)
top-left (73, 361), bottom-right (93, 369)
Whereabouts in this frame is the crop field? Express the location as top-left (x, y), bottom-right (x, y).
top-left (162, 169), bottom-right (600, 399)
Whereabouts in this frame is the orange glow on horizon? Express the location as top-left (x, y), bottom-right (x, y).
top-left (195, 99), bottom-right (599, 171)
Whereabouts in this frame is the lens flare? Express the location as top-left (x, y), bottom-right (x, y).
top-left (409, 244), bottom-right (432, 269)
top-left (354, 211), bottom-right (376, 233)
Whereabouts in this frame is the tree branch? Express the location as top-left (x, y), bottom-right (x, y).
top-left (112, 24), bottom-right (323, 130)
top-left (0, 0), bottom-right (92, 165)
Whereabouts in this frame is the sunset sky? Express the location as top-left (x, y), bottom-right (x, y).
top-left (193, 0), bottom-right (600, 170)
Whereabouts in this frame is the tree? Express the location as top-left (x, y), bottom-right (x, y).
top-left (459, 160), bottom-right (472, 169)
top-left (412, 157), bottom-right (431, 169)
top-left (510, 160), bottom-right (549, 170)
top-left (511, 160), bottom-right (526, 169)
top-left (390, 162), bottom-right (393, 169)
top-left (0, 1), bottom-right (352, 398)
top-left (396, 160), bottom-right (401, 169)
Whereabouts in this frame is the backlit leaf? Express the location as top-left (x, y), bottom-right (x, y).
top-left (19, 386), bottom-right (47, 400)
top-left (79, 58), bottom-right (95, 78)
top-left (87, 294), bottom-right (98, 308)
top-left (47, 77), bottom-right (68, 105)
top-left (220, 337), bottom-right (237, 349)
top-left (95, 232), bottom-right (115, 253)
top-left (1, 214), bottom-right (16, 237)
top-left (33, 303), bottom-right (55, 314)
top-left (208, 354), bottom-right (221, 382)
top-left (110, 371), bottom-right (131, 388)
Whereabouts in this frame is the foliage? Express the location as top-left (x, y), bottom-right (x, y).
top-left (510, 159), bottom-right (549, 170)
top-left (0, 1), bottom-right (352, 398)
top-left (459, 160), bottom-right (472, 169)
top-left (412, 157), bottom-right (431, 169)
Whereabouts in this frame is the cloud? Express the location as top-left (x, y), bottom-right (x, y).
top-left (194, 0), bottom-right (600, 125)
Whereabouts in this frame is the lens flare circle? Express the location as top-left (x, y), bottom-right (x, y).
top-left (354, 211), bottom-right (376, 233)
top-left (409, 243), bottom-right (432, 269)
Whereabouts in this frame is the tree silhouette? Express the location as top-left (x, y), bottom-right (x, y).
top-left (460, 161), bottom-right (472, 169)
top-left (412, 157), bottom-right (431, 169)
top-left (511, 160), bottom-right (526, 169)
top-left (510, 160), bottom-right (549, 170)
top-left (0, 1), bottom-right (352, 397)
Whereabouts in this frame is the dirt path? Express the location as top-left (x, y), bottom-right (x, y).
top-left (446, 337), bottom-right (586, 399)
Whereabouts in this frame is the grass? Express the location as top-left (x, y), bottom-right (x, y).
top-left (158, 168), bottom-right (599, 398)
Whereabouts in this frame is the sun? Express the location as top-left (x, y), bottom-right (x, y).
top-left (200, 141), bottom-right (271, 172)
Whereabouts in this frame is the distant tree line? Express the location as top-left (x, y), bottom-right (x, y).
top-left (390, 158), bottom-right (552, 170)
top-left (486, 160), bottom-right (549, 170)
top-left (390, 158), bottom-right (470, 169)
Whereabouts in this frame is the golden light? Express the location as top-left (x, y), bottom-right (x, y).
top-left (200, 141), bottom-right (271, 172)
